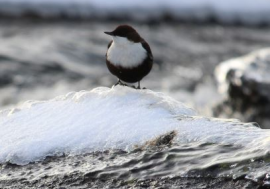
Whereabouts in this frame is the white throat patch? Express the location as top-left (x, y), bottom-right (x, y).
top-left (107, 36), bottom-right (147, 68)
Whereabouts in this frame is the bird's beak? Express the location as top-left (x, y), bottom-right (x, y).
top-left (104, 31), bottom-right (114, 36)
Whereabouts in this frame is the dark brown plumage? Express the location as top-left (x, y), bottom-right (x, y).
top-left (104, 25), bottom-right (153, 89)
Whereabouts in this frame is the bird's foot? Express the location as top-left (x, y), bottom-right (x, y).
top-left (137, 87), bottom-right (147, 90)
top-left (113, 80), bottom-right (127, 87)
top-left (113, 80), bottom-right (146, 89)
top-left (125, 85), bottom-right (141, 89)
top-left (133, 86), bottom-right (147, 90)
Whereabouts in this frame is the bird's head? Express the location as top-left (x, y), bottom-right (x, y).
top-left (104, 25), bottom-right (141, 45)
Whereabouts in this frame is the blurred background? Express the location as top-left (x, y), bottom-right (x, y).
top-left (1, 0), bottom-right (270, 126)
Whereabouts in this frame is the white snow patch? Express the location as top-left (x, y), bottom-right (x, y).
top-left (0, 86), bottom-right (194, 165)
top-left (215, 48), bottom-right (270, 93)
top-left (0, 86), bottom-right (270, 165)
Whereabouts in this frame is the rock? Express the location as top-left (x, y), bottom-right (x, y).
top-left (136, 130), bottom-right (177, 150)
top-left (214, 48), bottom-right (270, 128)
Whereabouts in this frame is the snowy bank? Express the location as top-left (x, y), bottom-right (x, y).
top-left (0, 86), bottom-right (269, 165)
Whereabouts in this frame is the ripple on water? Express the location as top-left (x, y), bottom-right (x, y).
top-left (1, 142), bottom-right (270, 187)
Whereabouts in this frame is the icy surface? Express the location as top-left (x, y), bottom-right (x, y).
top-left (1, 86), bottom-right (270, 165)
top-left (1, 0), bottom-right (270, 25)
top-left (0, 86), bottom-right (194, 165)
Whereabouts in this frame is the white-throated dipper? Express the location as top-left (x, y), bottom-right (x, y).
top-left (105, 25), bottom-right (153, 89)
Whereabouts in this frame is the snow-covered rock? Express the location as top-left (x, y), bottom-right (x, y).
top-left (0, 86), bottom-right (269, 165)
top-left (0, 86), bottom-right (195, 165)
top-left (214, 48), bottom-right (270, 128)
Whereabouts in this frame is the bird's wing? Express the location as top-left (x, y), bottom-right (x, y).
top-left (107, 40), bottom-right (113, 49)
top-left (141, 40), bottom-right (153, 61)
top-left (106, 40), bottom-right (113, 57)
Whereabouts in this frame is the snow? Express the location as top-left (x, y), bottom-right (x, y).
top-left (1, 0), bottom-right (270, 25)
top-left (215, 48), bottom-right (270, 93)
top-left (1, 86), bottom-right (270, 165)
top-left (0, 86), bottom-right (194, 165)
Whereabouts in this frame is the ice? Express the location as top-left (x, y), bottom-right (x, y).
top-left (1, 86), bottom-right (270, 165)
top-left (1, 0), bottom-right (270, 25)
top-left (0, 86), bottom-right (194, 165)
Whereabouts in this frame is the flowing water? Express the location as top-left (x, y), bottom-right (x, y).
top-left (1, 133), bottom-right (270, 187)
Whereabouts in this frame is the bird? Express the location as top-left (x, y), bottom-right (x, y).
top-left (104, 25), bottom-right (153, 89)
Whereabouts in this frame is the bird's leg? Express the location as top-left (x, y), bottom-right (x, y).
top-left (114, 79), bottom-right (127, 87)
top-left (137, 81), bottom-right (141, 89)
top-left (120, 81), bottom-right (128, 86)
top-left (114, 79), bottom-right (121, 86)
top-left (114, 79), bottom-right (124, 86)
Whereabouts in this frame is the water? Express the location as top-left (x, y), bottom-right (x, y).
top-left (1, 142), bottom-right (270, 186)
